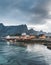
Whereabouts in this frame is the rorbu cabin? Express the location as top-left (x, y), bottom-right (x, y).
top-left (29, 35), bottom-right (36, 39)
top-left (39, 34), bottom-right (46, 39)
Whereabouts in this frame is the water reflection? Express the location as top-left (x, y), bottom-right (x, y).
top-left (0, 42), bottom-right (51, 65)
top-left (26, 44), bottom-right (47, 52)
top-left (26, 44), bottom-right (51, 65)
top-left (7, 42), bottom-right (10, 45)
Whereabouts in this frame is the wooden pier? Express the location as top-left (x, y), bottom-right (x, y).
top-left (16, 39), bottom-right (51, 43)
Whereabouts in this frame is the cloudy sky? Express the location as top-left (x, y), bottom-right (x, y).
top-left (0, 0), bottom-right (51, 32)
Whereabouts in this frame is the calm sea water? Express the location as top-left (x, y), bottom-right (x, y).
top-left (0, 42), bottom-right (51, 65)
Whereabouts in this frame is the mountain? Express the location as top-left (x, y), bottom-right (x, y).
top-left (45, 33), bottom-right (51, 36)
top-left (5, 24), bottom-right (28, 36)
top-left (0, 23), bottom-right (4, 30)
top-left (27, 29), bottom-right (38, 35)
top-left (0, 23), bottom-right (28, 36)
top-left (0, 23), bottom-right (5, 36)
top-left (0, 23), bottom-right (51, 37)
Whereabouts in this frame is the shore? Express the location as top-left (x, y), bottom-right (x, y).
top-left (1, 37), bottom-right (51, 49)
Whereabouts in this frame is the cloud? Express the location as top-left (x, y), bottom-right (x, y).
top-left (0, 0), bottom-right (51, 25)
top-left (26, 0), bottom-right (51, 24)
